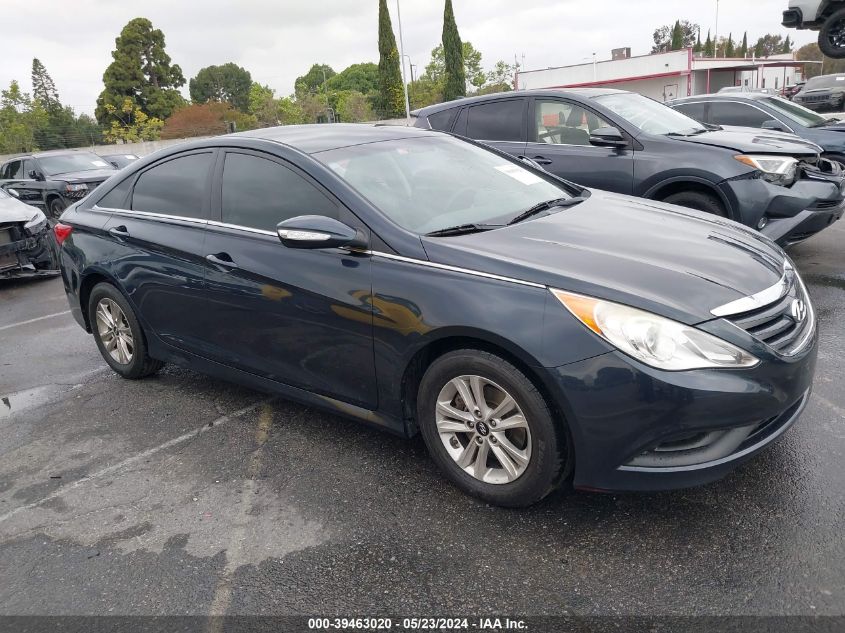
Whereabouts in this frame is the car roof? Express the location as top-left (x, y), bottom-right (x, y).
top-left (232, 123), bottom-right (439, 153)
top-left (413, 88), bottom-right (627, 116)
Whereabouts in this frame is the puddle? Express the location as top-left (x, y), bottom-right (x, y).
top-left (0, 384), bottom-right (58, 420)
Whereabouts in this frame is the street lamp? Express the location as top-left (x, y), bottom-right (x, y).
top-left (395, 0), bottom-right (411, 125)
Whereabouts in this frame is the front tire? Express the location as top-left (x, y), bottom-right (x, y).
top-left (48, 197), bottom-right (66, 221)
top-left (417, 349), bottom-right (571, 507)
top-left (88, 282), bottom-right (163, 379)
top-left (662, 190), bottom-right (727, 218)
top-left (819, 9), bottom-right (845, 59)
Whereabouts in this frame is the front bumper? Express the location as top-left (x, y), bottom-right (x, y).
top-left (546, 324), bottom-right (817, 492)
top-left (794, 95), bottom-right (843, 110)
top-left (782, 8), bottom-right (803, 28)
top-left (0, 224), bottom-right (60, 279)
top-left (721, 170), bottom-right (845, 245)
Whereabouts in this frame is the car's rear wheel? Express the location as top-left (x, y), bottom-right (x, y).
top-left (88, 282), bottom-right (163, 379)
top-left (662, 190), bottom-right (727, 218)
top-left (417, 349), bottom-right (571, 507)
top-left (820, 8), bottom-right (845, 59)
top-left (47, 197), bottom-right (66, 221)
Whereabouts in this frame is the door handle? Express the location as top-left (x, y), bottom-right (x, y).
top-left (108, 225), bottom-right (129, 238)
top-left (206, 253), bottom-right (239, 269)
top-left (531, 156), bottom-right (553, 165)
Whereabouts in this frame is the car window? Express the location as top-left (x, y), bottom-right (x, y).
top-left (453, 107), bottom-right (468, 136)
top-left (131, 152), bottom-right (213, 219)
top-left (708, 102), bottom-right (771, 128)
top-left (4, 160), bottom-right (22, 179)
top-left (466, 99), bottom-right (524, 142)
top-left (534, 100), bottom-right (612, 146)
top-left (673, 102), bottom-right (708, 124)
top-left (427, 108), bottom-right (458, 132)
top-left (97, 177), bottom-right (133, 210)
top-left (36, 152), bottom-right (112, 176)
top-left (221, 152), bottom-right (337, 232)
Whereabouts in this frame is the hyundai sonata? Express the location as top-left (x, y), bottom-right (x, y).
top-left (56, 125), bottom-right (817, 507)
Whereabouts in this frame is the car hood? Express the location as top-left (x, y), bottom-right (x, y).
top-left (668, 128), bottom-right (821, 155)
top-left (0, 193), bottom-right (39, 223)
top-left (50, 168), bottom-right (116, 182)
top-left (420, 190), bottom-right (786, 325)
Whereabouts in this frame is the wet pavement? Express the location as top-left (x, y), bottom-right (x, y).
top-left (0, 222), bottom-right (843, 618)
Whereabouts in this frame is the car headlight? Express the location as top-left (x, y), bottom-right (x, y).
top-left (735, 154), bottom-right (798, 187)
top-left (65, 183), bottom-right (88, 193)
top-left (7, 188), bottom-right (20, 197)
top-left (24, 210), bottom-right (48, 235)
top-left (551, 290), bottom-right (759, 371)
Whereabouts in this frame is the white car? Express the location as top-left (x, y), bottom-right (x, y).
top-left (784, 0), bottom-right (845, 57)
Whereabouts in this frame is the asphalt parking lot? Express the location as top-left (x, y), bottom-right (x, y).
top-left (0, 222), bottom-right (843, 619)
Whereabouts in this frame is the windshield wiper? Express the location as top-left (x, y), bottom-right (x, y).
top-left (507, 196), bottom-right (584, 226)
top-left (425, 223), bottom-right (504, 237)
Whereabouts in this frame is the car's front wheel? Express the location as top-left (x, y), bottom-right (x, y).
top-left (662, 190), bottom-right (727, 218)
top-left (819, 8), bottom-right (845, 59)
top-left (47, 197), bottom-right (66, 221)
top-left (417, 349), bottom-right (571, 507)
top-left (88, 282), bottom-right (164, 379)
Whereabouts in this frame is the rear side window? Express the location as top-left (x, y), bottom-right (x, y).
top-left (674, 102), bottom-right (708, 123)
top-left (97, 178), bottom-right (132, 209)
top-left (132, 152), bottom-right (213, 219)
top-left (466, 99), bottom-right (524, 141)
top-left (221, 152), bottom-right (337, 232)
top-left (427, 108), bottom-right (457, 132)
top-left (707, 102), bottom-right (771, 128)
top-left (3, 160), bottom-right (22, 179)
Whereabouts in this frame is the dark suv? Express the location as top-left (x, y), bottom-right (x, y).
top-left (0, 150), bottom-right (116, 219)
top-left (413, 89), bottom-right (845, 246)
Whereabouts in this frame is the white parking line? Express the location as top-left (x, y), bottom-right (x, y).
top-left (0, 397), bottom-right (274, 525)
top-left (0, 310), bottom-right (71, 332)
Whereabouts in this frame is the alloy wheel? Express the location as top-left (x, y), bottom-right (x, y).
top-left (828, 19), bottom-right (845, 49)
top-left (95, 298), bottom-right (134, 365)
top-left (436, 375), bottom-right (532, 484)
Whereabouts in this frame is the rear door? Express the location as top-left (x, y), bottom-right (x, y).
top-left (199, 149), bottom-right (377, 408)
top-left (453, 97), bottom-right (527, 158)
top-left (97, 150), bottom-right (215, 354)
top-left (705, 101), bottom-right (777, 129)
top-left (524, 97), bottom-right (634, 193)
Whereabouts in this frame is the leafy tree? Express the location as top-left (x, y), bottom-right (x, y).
top-left (95, 18), bottom-right (186, 126)
top-left (740, 32), bottom-right (749, 57)
top-left (753, 34), bottom-right (787, 58)
top-left (442, 0), bottom-right (466, 100)
top-left (0, 81), bottom-right (47, 153)
top-left (295, 63), bottom-right (336, 96)
top-left (327, 62), bottom-right (379, 95)
top-left (485, 60), bottom-right (516, 90)
top-left (102, 97), bottom-right (164, 143)
top-left (795, 42), bottom-right (845, 78)
top-left (652, 20), bottom-right (699, 53)
top-left (426, 42), bottom-right (484, 89)
top-left (31, 59), bottom-right (61, 113)
top-left (247, 83), bottom-right (306, 127)
top-left (376, 0), bottom-right (404, 118)
top-left (407, 75), bottom-right (444, 109)
top-left (161, 102), bottom-right (256, 139)
top-left (334, 90), bottom-right (376, 122)
top-left (189, 63), bottom-right (252, 111)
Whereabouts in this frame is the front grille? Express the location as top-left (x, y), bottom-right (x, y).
top-left (802, 94), bottom-right (832, 103)
top-left (725, 273), bottom-right (813, 355)
top-left (812, 199), bottom-right (841, 209)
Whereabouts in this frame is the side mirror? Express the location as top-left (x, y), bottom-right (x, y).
top-left (589, 126), bottom-right (627, 148)
top-left (761, 119), bottom-right (788, 132)
top-left (277, 215), bottom-right (367, 250)
top-left (28, 170), bottom-right (44, 181)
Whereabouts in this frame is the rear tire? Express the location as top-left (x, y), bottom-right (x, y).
top-left (416, 349), bottom-right (571, 508)
top-left (47, 197), bottom-right (66, 221)
top-left (88, 282), bottom-right (163, 379)
top-left (662, 190), bottom-right (727, 218)
top-left (819, 8), bottom-right (845, 59)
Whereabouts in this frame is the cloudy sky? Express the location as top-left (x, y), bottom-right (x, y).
top-left (0, 0), bottom-right (813, 116)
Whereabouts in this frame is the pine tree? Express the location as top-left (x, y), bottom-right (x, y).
top-left (694, 30), bottom-right (702, 54)
top-left (376, 0), bottom-right (404, 118)
top-left (95, 17), bottom-right (186, 125)
top-left (725, 33), bottom-right (735, 57)
top-left (670, 21), bottom-right (683, 51)
top-left (741, 32), bottom-right (749, 57)
top-left (704, 30), bottom-right (714, 57)
top-left (442, 0), bottom-right (466, 101)
top-left (783, 34), bottom-right (792, 53)
top-left (31, 59), bottom-right (60, 112)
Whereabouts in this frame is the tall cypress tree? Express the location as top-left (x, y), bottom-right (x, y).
top-left (442, 0), bottom-right (465, 101)
top-left (376, 0), bottom-right (404, 118)
top-left (740, 32), bottom-right (748, 57)
top-left (670, 21), bottom-right (683, 51)
top-left (704, 30), bottom-right (714, 57)
top-left (31, 58), bottom-right (60, 112)
top-left (725, 33), bottom-right (735, 57)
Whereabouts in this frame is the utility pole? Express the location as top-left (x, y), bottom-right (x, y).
top-left (714, 0), bottom-right (720, 57)
top-left (396, 0), bottom-right (411, 125)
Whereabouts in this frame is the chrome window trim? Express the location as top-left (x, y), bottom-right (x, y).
top-left (92, 205), bottom-right (208, 226)
top-left (367, 251), bottom-right (545, 289)
top-left (710, 262), bottom-right (793, 317)
top-left (207, 220), bottom-right (277, 237)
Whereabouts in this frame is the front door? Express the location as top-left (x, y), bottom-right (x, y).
top-left (200, 149), bottom-right (377, 409)
top-left (524, 98), bottom-right (635, 194)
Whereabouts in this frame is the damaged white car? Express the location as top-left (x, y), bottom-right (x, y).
top-left (0, 187), bottom-right (60, 279)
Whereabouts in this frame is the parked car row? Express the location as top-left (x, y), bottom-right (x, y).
top-left (54, 122), bottom-right (820, 507)
top-left (414, 88), bottom-right (845, 246)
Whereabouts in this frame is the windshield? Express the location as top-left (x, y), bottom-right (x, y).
top-left (804, 74), bottom-right (845, 90)
top-left (594, 92), bottom-right (707, 136)
top-left (37, 152), bottom-right (114, 176)
top-left (759, 96), bottom-right (829, 127)
top-left (317, 135), bottom-right (572, 234)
